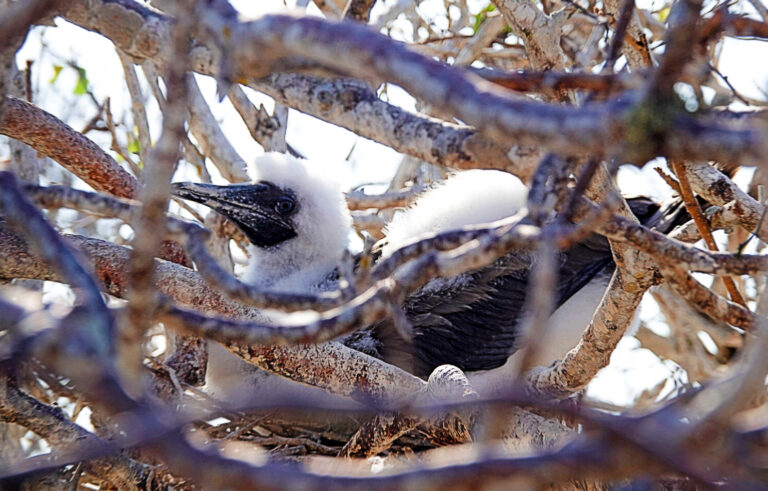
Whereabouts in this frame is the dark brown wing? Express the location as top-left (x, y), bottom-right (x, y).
top-left (347, 197), bottom-right (681, 378)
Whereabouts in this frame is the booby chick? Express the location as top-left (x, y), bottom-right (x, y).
top-left (172, 153), bottom-right (352, 402)
top-left (173, 153), bottom-right (351, 294)
top-left (172, 154), bottom-right (671, 387)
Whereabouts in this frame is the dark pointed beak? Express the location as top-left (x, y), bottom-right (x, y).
top-left (171, 182), bottom-right (297, 248)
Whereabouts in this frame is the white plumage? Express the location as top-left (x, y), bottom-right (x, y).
top-left (241, 153), bottom-right (351, 293)
top-left (382, 169), bottom-right (529, 258)
top-left (381, 169), bottom-right (607, 372)
top-left (176, 153), bottom-right (352, 404)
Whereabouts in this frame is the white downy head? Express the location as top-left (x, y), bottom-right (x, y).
top-left (241, 153), bottom-right (352, 292)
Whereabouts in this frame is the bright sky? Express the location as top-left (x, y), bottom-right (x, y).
top-left (8, 0), bottom-right (768, 406)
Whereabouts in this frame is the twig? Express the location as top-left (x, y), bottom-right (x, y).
top-left (603, 0), bottom-right (635, 72)
top-left (468, 67), bottom-right (628, 94)
top-left (341, 365), bottom-right (475, 457)
top-left (654, 166), bottom-right (681, 194)
top-left (117, 49), bottom-right (153, 164)
top-left (342, 0), bottom-right (377, 22)
top-left (671, 160), bottom-right (746, 307)
top-left (187, 74), bottom-right (249, 183)
top-left (346, 184), bottom-right (426, 210)
top-left (122, 6), bottom-right (194, 389)
top-left (708, 61), bottom-right (751, 106)
top-left (104, 98), bottom-right (142, 177)
top-left (0, 0), bottom-right (63, 48)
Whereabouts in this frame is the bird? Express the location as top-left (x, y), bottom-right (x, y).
top-left (360, 169), bottom-right (673, 377)
top-left (172, 154), bottom-right (351, 294)
top-left (171, 152), bottom-right (681, 386)
top-left (171, 153), bottom-right (354, 402)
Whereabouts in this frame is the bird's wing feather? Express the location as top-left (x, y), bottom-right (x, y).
top-left (373, 234), bottom-right (615, 377)
top-left (347, 196), bottom-right (680, 377)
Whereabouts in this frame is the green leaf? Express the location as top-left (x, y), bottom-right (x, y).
top-left (472, 4), bottom-right (496, 34)
top-left (49, 65), bottom-right (63, 85)
top-left (657, 6), bottom-right (671, 21)
top-left (73, 67), bottom-right (89, 95)
top-left (127, 139), bottom-right (141, 155)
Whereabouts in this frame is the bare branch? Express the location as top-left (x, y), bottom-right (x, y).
top-left (346, 184), bottom-right (425, 210)
top-left (0, 376), bottom-right (161, 489)
top-left (525, 266), bottom-right (649, 398)
top-left (0, 172), bottom-right (134, 413)
top-left (254, 74), bottom-right (542, 179)
top-left (117, 49), bottom-right (152, 165)
top-left (493, 0), bottom-right (568, 71)
top-left (469, 67), bottom-right (631, 94)
top-left (120, 3), bottom-right (193, 389)
top-left (647, 0), bottom-right (703, 100)
top-left (342, 0), bottom-right (376, 23)
top-left (454, 14), bottom-right (505, 67)
top-left (699, 6), bottom-right (768, 44)
top-left (603, 0), bottom-right (651, 69)
top-left (662, 266), bottom-right (758, 332)
top-left (5, 1), bottom-right (768, 486)
top-left (61, 1), bottom-right (768, 172)
top-left (0, 0), bottom-right (63, 48)
top-left (683, 161), bottom-right (768, 242)
top-left (603, 0), bottom-right (636, 72)
top-left (671, 160), bottom-right (745, 306)
top-left (0, 96), bottom-right (138, 198)
top-left (228, 85), bottom-right (289, 156)
top-left (0, 215), bottom-right (426, 404)
top-left (187, 74), bottom-right (249, 182)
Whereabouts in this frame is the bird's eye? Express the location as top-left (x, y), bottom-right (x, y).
top-left (275, 196), bottom-right (295, 215)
